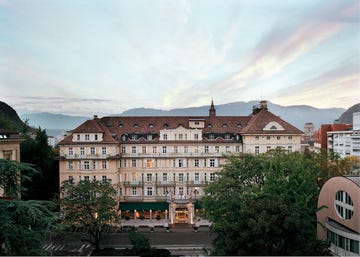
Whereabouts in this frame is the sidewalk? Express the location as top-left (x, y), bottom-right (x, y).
top-left (118, 218), bottom-right (212, 228)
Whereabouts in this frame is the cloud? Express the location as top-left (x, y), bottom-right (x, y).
top-left (208, 0), bottom-right (358, 94)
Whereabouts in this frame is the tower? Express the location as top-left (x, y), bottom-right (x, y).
top-left (209, 99), bottom-right (216, 116)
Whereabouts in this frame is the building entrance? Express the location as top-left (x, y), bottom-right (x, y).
top-left (175, 208), bottom-right (188, 223)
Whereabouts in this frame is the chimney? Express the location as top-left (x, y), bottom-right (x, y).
top-left (93, 115), bottom-right (98, 119)
top-left (260, 100), bottom-right (268, 110)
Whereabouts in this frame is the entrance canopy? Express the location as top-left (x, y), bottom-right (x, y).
top-left (119, 202), bottom-right (168, 211)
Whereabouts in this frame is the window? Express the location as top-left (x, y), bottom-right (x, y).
top-left (162, 146), bottom-right (167, 154)
top-left (122, 146), bottom-right (126, 154)
top-left (102, 160), bottom-right (107, 169)
top-left (68, 147), bottom-right (73, 155)
top-left (236, 146), bottom-right (240, 152)
top-left (153, 146), bottom-right (157, 153)
top-left (77, 135), bottom-right (80, 141)
top-left (225, 134), bottom-right (230, 140)
top-left (215, 146), bottom-right (219, 153)
top-left (147, 134), bottom-right (152, 140)
top-left (132, 147), bottom-right (136, 154)
top-left (84, 161), bottom-right (90, 170)
top-left (179, 173), bottom-right (184, 181)
top-left (163, 134), bottom-right (167, 140)
top-left (288, 146), bottom-right (292, 153)
top-left (90, 147), bottom-right (96, 155)
top-left (102, 147), bottom-right (107, 155)
top-left (174, 146), bottom-right (178, 153)
top-left (93, 161), bottom-right (96, 170)
top-left (179, 134), bottom-right (183, 140)
top-left (194, 134), bottom-right (199, 140)
top-left (84, 176), bottom-right (90, 181)
top-left (178, 159), bottom-right (183, 167)
top-left (85, 134), bottom-right (90, 140)
top-left (267, 136), bottom-right (271, 140)
top-left (147, 173), bottom-right (152, 182)
top-left (147, 187), bottom-right (153, 196)
top-left (194, 159), bottom-right (199, 167)
top-left (132, 160), bottom-right (136, 167)
top-left (142, 146), bottom-right (146, 154)
top-left (147, 160), bottom-right (152, 168)
top-left (67, 161), bottom-right (73, 170)
top-left (118, 188), bottom-right (122, 196)
top-left (131, 134), bottom-right (137, 140)
top-left (195, 146), bottom-right (199, 153)
top-left (102, 176), bottom-right (107, 182)
top-left (335, 191), bottom-right (353, 219)
top-left (95, 134), bottom-right (98, 140)
top-left (276, 136), bottom-right (281, 140)
top-left (179, 187), bottom-right (184, 195)
top-left (210, 159), bottom-right (215, 167)
top-left (288, 136), bottom-right (292, 140)
top-left (255, 146), bottom-right (260, 155)
top-left (225, 146), bottom-right (230, 152)
top-left (184, 146), bottom-right (188, 153)
top-left (209, 134), bottom-right (214, 140)
top-left (267, 146), bottom-right (271, 152)
top-left (132, 187), bottom-right (137, 195)
top-left (163, 173), bottom-right (167, 181)
top-left (255, 136), bottom-right (259, 140)
top-left (194, 173), bottom-right (199, 181)
top-left (210, 173), bottom-right (215, 181)
top-left (68, 175), bottom-right (73, 182)
top-left (204, 146), bottom-right (209, 153)
top-left (80, 147), bottom-right (85, 155)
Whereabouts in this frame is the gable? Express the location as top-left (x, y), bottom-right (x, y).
top-left (263, 121), bottom-right (284, 131)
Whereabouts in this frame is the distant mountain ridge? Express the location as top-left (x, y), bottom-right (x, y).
top-left (19, 101), bottom-right (347, 131)
top-left (338, 103), bottom-right (360, 124)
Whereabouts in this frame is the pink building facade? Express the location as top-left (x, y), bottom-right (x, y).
top-left (317, 176), bottom-right (360, 256)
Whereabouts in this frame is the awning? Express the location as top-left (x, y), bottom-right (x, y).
top-left (119, 202), bottom-right (168, 211)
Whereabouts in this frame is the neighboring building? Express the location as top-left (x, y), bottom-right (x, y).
top-left (0, 129), bottom-right (24, 196)
top-left (304, 122), bottom-right (314, 137)
top-left (327, 112), bottom-right (360, 158)
top-left (58, 100), bottom-right (303, 226)
top-left (314, 123), bottom-right (352, 150)
top-left (317, 176), bottom-right (360, 256)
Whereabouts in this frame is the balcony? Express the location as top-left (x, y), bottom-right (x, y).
top-left (121, 152), bottom-right (223, 158)
top-left (61, 153), bottom-right (118, 159)
top-left (123, 181), bottom-right (144, 187)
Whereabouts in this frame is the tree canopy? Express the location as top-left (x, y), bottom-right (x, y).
top-left (60, 179), bottom-right (118, 250)
top-left (202, 151), bottom-right (331, 256)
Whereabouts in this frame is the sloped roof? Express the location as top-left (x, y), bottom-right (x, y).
top-left (241, 109), bottom-right (303, 134)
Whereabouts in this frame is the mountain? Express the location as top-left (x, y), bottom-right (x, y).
top-left (337, 103), bottom-right (360, 124)
top-left (118, 101), bottom-right (345, 130)
top-left (20, 112), bottom-right (90, 130)
top-left (17, 100), bottom-right (346, 131)
top-left (0, 101), bottom-right (31, 131)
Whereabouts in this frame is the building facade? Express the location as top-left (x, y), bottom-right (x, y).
top-left (317, 176), bottom-right (360, 256)
top-left (0, 129), bottom-right (24, 197)
top-left (58, 100), bottom-right (303, 226)
top-left (327, 112), bottom-right (360, 158)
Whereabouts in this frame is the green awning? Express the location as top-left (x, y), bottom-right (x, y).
top-left (119, 202), bottom-right (168, 211)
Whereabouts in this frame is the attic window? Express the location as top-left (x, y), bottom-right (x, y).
top-left (118, 124), bottom-right (123, 128)
top-left (163, 123), bottom-right (169, 128)
top-left (263, 121), bottom-right (284, 131)
top-left (222, 124), bottom-right (228, 128)
top-left (149, 124), bottom-right (154, 128)
top-left (178, 124), bottom-right (183, 127)
top-left (207, 124), bottom-right (212, 128)
top-left (236, 123), bottom-right (242, 128)
top-left (133, 124), bottom-right (139, 128)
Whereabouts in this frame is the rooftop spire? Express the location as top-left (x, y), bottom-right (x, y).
top-left (209, 98), bottom-right (216, 116)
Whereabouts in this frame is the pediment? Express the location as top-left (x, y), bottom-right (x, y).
top-left (263, 121), bottom-right (284, 131)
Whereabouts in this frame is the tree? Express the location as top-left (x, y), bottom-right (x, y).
top-left (20, 128), bottom-right (59, 200)
top-left (0, 199), bottom-right (58, 255)
top-left (0, 159), bottom-right (38, 198)
top-left (60, 179), bottom-right (118, 250)
top-left (0, 159), bottom-right (58, 256)
top-left (202, 151), bottom-right (331, 256)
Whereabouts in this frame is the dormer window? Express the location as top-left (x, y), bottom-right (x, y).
top-left (149, 124), bottom-right (154, 128)
top-left (209, 134), bottom-right (215, 140)
top-left (236, 123), bottom-right (242, 128)
top-left (207, 124), bottom-right (212, 128)
top-left (163, 123), bottom-right (169, 128)
top-left (118, 123), bottom-right (123, 128)
top-left (225, 134), bottom-right (231, 140)
top-left (133, 124), bottom-right (139, 128)
top-left (131, 134), bottom-right (137, 140)
top-left (147, 134), bottom-right (153, 140)
top-left (222, 124), bottom-right (228, 128)
top-left (263, 121), bottom-right (284, 131)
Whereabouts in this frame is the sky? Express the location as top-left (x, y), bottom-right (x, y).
top-left (0, 0), bottom-right (359, 116)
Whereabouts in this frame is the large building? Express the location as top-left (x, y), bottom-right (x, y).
top-left (58, 100), bottom-right (303, 226)
top-left (327, 112), bottom-right (360, 158)
top-left (317, 176), bottom-right (360, 256)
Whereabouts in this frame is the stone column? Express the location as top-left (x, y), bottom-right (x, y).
top-left (150, 209), bottom-right (152, 222)
top-left (188, 202), bottom-right (194, 225)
